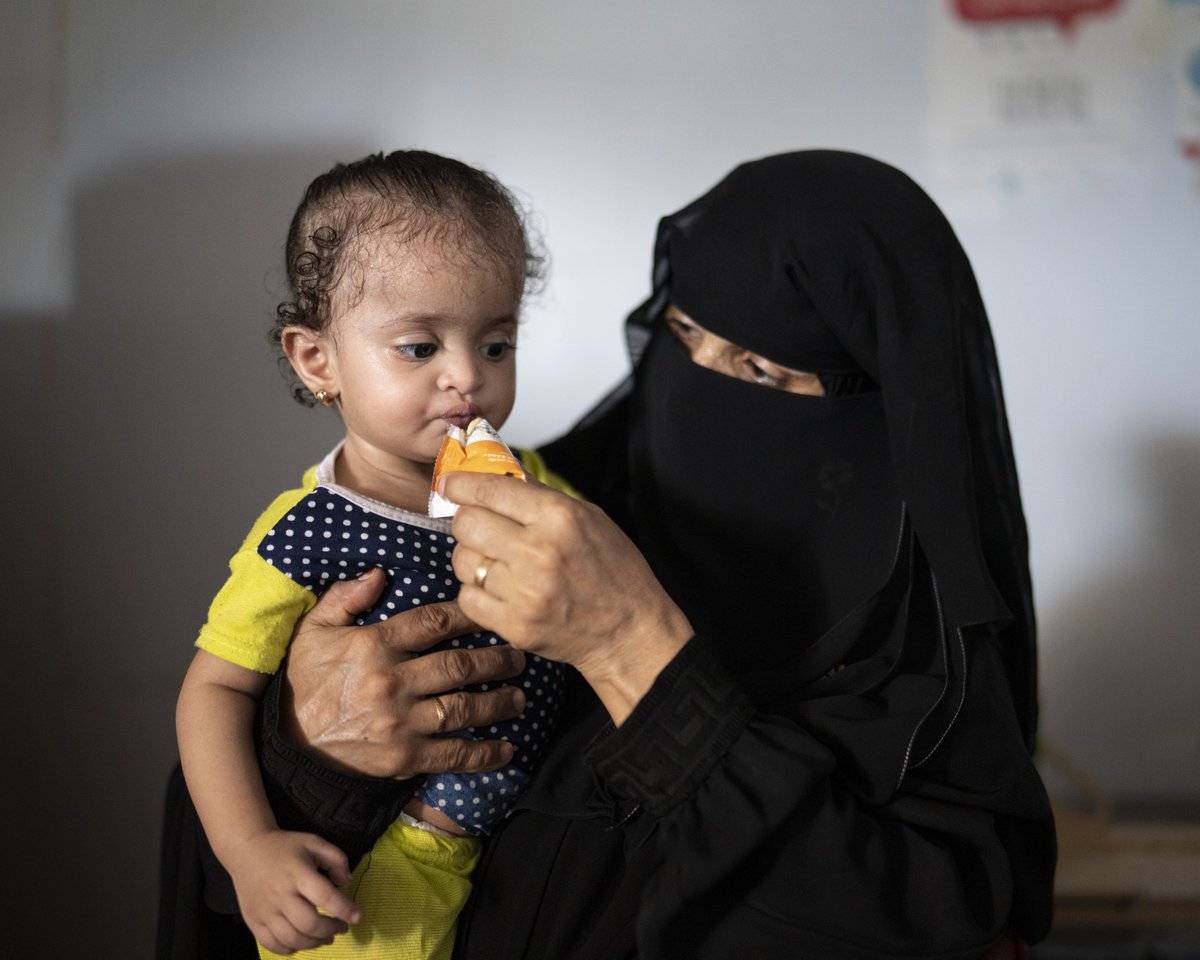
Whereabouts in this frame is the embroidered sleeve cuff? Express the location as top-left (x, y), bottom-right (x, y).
top-left (256, 669), bottom-right (420, 867)
top-left (586, 637), bottom-right (755, 817)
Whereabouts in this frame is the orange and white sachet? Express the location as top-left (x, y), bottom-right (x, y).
top-left (428, 418), bottom-right (526, 518)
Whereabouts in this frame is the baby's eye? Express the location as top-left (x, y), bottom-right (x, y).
top-left (480, 340), bottom-right (514, 361)
top-left (397, 342), bottom-right (437, 360)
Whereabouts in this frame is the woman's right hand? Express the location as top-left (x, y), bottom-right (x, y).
top-left (280, 567), bottom-right (528, 779)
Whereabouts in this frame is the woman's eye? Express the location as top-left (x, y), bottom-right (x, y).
top-left (397, 342), bottom-right (437, 360)
top-left (666, 317), bottom-right (700, 343)
top-left (480, 340), bottom-right (514, 361)
top-left (747, 357), bottom-right (783, 387)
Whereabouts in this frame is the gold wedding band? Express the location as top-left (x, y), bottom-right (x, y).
top-left (430, 695), bottom-right (448, 733)
top-left (473, 556), bottom-right (495, 590)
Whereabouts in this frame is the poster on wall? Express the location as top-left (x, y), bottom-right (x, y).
top-left (927, 0), bottom-right (1156, 215)
top-left (1169, 0), bottom-right (1200, 179)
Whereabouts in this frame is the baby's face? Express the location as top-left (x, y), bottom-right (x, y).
top-left (326, 231), bottom-right (520, 471)
top-left (662, 305), bottom-right (824, 396)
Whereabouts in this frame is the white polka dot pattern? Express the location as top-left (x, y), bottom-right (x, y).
top-left (258, 485), bottom-right (565, 835)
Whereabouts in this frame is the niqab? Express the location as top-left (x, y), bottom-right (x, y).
top-left (549, 150), bottom-right (1038, 792)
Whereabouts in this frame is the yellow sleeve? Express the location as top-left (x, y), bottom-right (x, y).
top-left (195, 468), bottom-right (320, 674)
top-left (517, 448), bottom-right (585, 501)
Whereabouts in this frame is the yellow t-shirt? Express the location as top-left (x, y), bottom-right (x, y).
top-left (195, 445), bottom-right (580, 959)
top-left (196, 445), bottom-right (580, 674)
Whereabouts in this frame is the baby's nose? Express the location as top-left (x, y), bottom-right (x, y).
top-left (438, 352), bottom-right (485, 394)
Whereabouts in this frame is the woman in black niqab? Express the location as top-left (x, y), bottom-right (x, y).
top-left (628, 149), bottom-right (1038, 751)
top-left (519, 150), bottom-right (1055, 957)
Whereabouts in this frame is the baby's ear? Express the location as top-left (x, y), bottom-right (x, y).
top-left (281, 325), bottom-right (337, 398)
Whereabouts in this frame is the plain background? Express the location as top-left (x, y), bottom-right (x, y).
top-left (3, 1), bottom-right (1198, 954)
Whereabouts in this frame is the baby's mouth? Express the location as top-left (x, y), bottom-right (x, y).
top-left (442, 412), bottom-right (479, 429)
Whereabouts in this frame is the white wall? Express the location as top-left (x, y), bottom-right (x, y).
top-left (3, 1), bottom-right (1197, 954)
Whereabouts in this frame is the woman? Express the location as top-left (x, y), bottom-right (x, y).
top-left (165, 151), bottom-right (1055, 959)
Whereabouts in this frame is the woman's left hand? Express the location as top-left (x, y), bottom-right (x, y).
top-left (441, 472), bottom-right (693, 725)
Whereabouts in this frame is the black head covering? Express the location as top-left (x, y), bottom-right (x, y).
top-left (546, 151), bottom-right (1039, 790)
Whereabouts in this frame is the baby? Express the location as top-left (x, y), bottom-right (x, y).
top-left (176, 150), bottom-right (567, 960)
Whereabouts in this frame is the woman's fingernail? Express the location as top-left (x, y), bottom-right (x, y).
top-left (434, 475), bottom-right (447, 497)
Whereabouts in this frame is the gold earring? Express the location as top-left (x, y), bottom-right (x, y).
top-left (315, 389), bottom-right (336, 407)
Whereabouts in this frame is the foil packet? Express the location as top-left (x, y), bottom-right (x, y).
top-left (428, 417), bottom-right (526, 518)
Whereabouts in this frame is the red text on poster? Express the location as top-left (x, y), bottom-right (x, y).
top-left (954, 0), bottom-right (1123, 35)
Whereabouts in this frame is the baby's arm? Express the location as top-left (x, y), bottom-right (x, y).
top-left (177, 650), bottom-right (363, 954)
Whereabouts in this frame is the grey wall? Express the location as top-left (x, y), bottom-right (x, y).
top-left (3, 1), bottom-right (1198, 954)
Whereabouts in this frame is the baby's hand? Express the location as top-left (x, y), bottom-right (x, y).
top-left (225, 829), bottom-right (362, 955)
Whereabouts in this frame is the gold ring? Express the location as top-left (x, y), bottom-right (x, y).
top-left (473, 556), bottom-right (495, 590)
top-left (430, 695), bottom-right (448, 733)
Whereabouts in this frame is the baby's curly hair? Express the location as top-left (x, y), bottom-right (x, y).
top-left (273, 150), bottom-right (545, 405)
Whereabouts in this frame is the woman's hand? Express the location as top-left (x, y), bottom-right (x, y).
top-left (281, 568), bottom-right (527, 778)
top-left (441, 472), bottom-right (693, 725)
